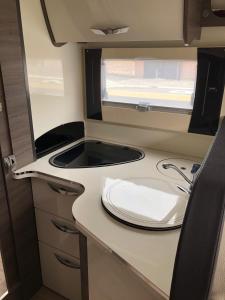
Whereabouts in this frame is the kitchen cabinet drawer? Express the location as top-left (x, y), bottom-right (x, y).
top-left (39, 242), bottom-right (81, 300)
top-left (32, 178), bottom-right (84, 221)
top-left (35, 209), bottom-right (80, 258)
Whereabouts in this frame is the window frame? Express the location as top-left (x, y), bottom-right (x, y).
top-left (101, 57), bottom-right (197, 115)
top-left (85, 47), bottom-right (225, 135)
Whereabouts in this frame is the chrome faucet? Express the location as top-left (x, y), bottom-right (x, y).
top-left (162, 163), bottom-right (201, 191)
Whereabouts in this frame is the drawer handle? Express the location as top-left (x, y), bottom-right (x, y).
top-left (51, 219), bottom-right (79, 235)
top-left (54, 253), bottom-right (80, 269)
top-left (48, 183), bottom-right (80, 196)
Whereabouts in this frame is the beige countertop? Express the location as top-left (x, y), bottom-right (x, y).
top-left (15, 137), bottom-right (200, 299)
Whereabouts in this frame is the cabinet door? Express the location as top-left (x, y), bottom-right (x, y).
top-left (44, 0), bottom-right (183, 43)
top-left (87, 238), bottom-right (166, 300)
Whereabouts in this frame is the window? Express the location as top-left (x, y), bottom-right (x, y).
top-left (85, 48), bottom-right (225, 134)
top-left (101, 58), bottom-right (197, 113)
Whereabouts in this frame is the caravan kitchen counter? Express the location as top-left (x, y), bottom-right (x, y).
top-left (15, 137), bottom-right (199, 299)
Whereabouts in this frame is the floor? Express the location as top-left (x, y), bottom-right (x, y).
top-left (0, 254), bottom-right (7, 297)
top-left (32, 287), bottom-right (66, 300)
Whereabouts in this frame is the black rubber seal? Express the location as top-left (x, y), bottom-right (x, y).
top-left (101, 198), bottom-right (182, 232)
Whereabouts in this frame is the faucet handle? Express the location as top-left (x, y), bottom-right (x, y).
top-left (191, 163), bottom-right (201, 191)
top-left (191, 163), bottom-right (201, 174)
top-left (162, 163), bottom-right (192, 185)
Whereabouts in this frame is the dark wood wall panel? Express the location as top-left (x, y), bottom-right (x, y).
top-left (0, 67), bottom-right (11, 157)
top-left (0, 157), bottom-right (22, 299)
top-left (183, 0), bottom-right (202, 45)
top-left (0, 47), bottom-right (42, 300)
top-left (0, 1), bottom-right (42, 299)
top-left (1, 62), bottom-right (34, 166)
top-left (5, 176), bottom-right (42, 299)
top-left (79, 234), bottom-right (89, 300)
top-left (0, 0), bottom-right (34, 169)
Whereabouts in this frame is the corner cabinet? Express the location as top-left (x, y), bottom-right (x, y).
top-left (32, 178), bottom-right (84, 300)
top-left (42, 0), bottom-right (183, 43)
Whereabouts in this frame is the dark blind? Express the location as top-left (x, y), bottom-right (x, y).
top-left (189, 48), bottom-right (225, 135)
top-left (85, 49), bottom-right (102, 120)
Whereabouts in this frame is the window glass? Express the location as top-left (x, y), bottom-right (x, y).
top-left (102, 59), bottom-right (197, 111)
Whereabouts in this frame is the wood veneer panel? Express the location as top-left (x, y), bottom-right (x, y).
top-left (0, 0), bottom-right (34, 168)
top-left (0, 156), bottom-right (22, 299)
top-left (0, 1), bottom-right (42, 299)
top-left (4, 175), bottom-right (42, 299)
top-left (79, 234), bottom-right (89, 300)
top-left (0, 82), bottom-right (42, 298)
top-left (183, 0), bottom-right (202, 45)
top-left (201, 0), bottom-right (225, 27)
top-left (0, 66), bottom-right (11, 157)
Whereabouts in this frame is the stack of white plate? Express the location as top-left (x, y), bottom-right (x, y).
top-left (102, 177), bottom-right (189, 230)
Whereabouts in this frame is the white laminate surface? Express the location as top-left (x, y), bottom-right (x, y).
top-left (15, 137), bottom-right (200, 299)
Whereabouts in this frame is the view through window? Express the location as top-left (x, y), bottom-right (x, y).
top-left (101, 59), bottom-right (197, 111)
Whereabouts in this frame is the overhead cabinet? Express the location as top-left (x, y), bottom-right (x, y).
top-left (43, 0), bottom-right (184, 43)
top-left (42, 0), bottom-right (225, 45)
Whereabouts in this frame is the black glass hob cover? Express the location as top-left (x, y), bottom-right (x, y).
top-left (49, 140), bottom-right (144, 168)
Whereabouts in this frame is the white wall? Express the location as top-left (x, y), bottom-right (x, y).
top-left (20, 0), bottom-right (84, 139)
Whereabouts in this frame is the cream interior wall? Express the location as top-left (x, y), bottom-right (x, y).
top-left (101, 48), bottom-right (197, 60)
top-left (85, 120), bottom-right (213, 158)
top-left (20, 0), bottom-right (215, 158)
top-left (20, 0), bottom-right (84, 139)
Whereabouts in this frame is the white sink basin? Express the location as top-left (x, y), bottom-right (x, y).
top-left (102, 177), bottom-right (189, 230)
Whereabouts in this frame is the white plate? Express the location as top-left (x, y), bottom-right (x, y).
top-left (102, 177), bottom-right (189, 230)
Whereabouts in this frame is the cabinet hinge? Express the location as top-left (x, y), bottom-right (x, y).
top-left (3, 155), bottom-right (16, 172)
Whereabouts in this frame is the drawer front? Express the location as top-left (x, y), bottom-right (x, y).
top-left (39, 242), bottom-right (81, 300)
top-left (32, 178), bottom-right (84, 221)
top-left (36, 209), bottom-right (80, 258)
